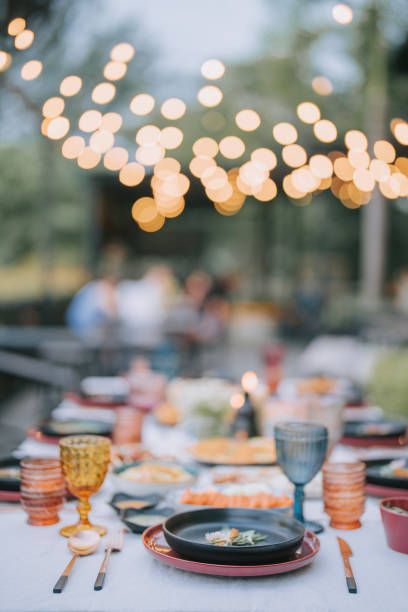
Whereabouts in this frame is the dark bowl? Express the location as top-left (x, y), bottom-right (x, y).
top-left (344, 420), bottom-right (406, 439)
top-left (122, 506), bottom-right (175, 534)
top-left (40, 419), bottom-right (112, 438)
top-left (163, 507), bottom-right (304, 565)
top-left (379, 497), bottom-right (408, 554)
top-left (109, 492), bottom-right (160, 514)
top-left (365, 458), bottom-right (408, 490)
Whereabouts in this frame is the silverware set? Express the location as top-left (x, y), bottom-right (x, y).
top-left (53, 530), bottom-right (123, 593)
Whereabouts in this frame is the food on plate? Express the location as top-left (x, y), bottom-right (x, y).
top-left (205, 526), bottom-right (267, 546)
top-left (0, 468), bottom-right (20, 480)
top-left (187, 437), bottom-right (276, 465)
top-left (118, 462), bottom-right (193, 484)
top-left (180, 487), bottom-right (292, 509)
top-left (111, 444), bottom-right (153, 467)
top-left (114, 499), bottom-right (151, 510)
top-left (385, 506), bottom-right (408, 516)
top-left (380, 459), bottom-right (408, 479)
top-left (155, 402), bottom-right (180, 426)
top-left (296, 376), bottom-right (336, 396)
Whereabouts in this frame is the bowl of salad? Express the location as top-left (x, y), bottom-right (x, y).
top-left (379, 497), bottom-right (408, 554)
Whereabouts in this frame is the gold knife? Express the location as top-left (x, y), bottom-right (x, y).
top-left (337, 537), bottom-right (357, 593)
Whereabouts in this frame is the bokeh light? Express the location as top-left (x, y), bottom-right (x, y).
top-left (90, 130), bottom-right (115, 153)
top-left (345, 130), bottom-right (368, 150)
top-left (348, 149), bottom-right (370, 169)
top-left (61, 136), bottom-right (85, 160)
top-left (20, 60), bottom-right (42, 80)
top-left (241, 371), bottom-right (258, 393)
top-left (110, 43), bottom-right (135, 62)
top-left (369, 159), bottom-right (391, 182)
top-left (42, 97), bottom-right (65, 118)
top-left (59, 75), bottom-right (82, 97)
top-left (201, 167), bottom-right (228, 190)
top-left (282, 174), bottom-right (307, 199)
top-left (197, 85), bottom-right (223, 107)
top-left (8, 18), bottom-right (26, 36)
top-left (46, 116), bottom-right (70, 140)
top-left (394, 122), bottom-right (408, 145)
top-left (312, 76), bottom-right (333, 96)
top-left (309, 154), bottom-right (333, 179)
top-left (160, 98), bottom-right (186, 120)
top-left (332, 4), bottom-right (353, 24)
top-left (251, 148), bottom-right (277, 171)
top-left (253, 178), bottom-right (278, 202)
top-left (373, 140), bottom-right (396, 163)
top-left (100, 112), bottom-right (123, 133)
top-left (0, 51), bottom-right (12, 72)
top-left (136, 125), bottom-right (161, 145)
top-left (79, 110), bottom-right (102, 132)
top-left (282, 144), bottom-right (307, 168)
top-left (77, 147), bottom-right (101, 169)
top-left (91, 82), bottom-right (116, 104)
top-left (193, 137), bottom-right (219, 157)
top-left (119, 162), bottom-right (145, 186)
top-left (230, 393), bottom-right (245, 410)
top-left (14, 29), bottom-right (34, 50)
top-left (235, 109), bottom-right (261, 132)
top-left (103, 61), bottom-right (127, 81)
top-left (201, 59), bottom-right (225, 80)
top-left (353, 168), bottom-right (375, 192)
top-left (291, 166), bottom-right (320, 193)
top-left (136, 144), bottom-right (165, 166)
top-left (273, 122), bottom-right (298, 145)
top-left (333, 156), bottom-right (354, 181)
top-left (313, 119), bottom-right (337, 142)
top-left (130, 93), bottom-right (155, 116)
top-left (297, 102), bottom-right (320, 124)
top-left (219, 136), bottom-right (245, 159)
top-left (189, 156), bottom-right (216, 178)
top-left (154, 157), bottom-right (181, 179)
top-left (103, 147), bottom-right (129, 171)
top-left (160, 127), bottom-right (183, 149)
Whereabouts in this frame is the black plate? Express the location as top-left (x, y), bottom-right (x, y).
top-left (365, 458), bottom-right (408, 490)
top-left (40, 419), bottom-right (112, 437)
top-left (122, 506), bottom-right (175, 534)
top-left (163, 508), bottom-right (304, 565)
top-left (344, 420), bottom-right (406, 439)
top-left (109, 493), bottom-right (160, 514)
top-left (0, 457), bottom-right (21, 492)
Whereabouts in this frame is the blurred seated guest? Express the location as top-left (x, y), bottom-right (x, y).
top-left (394, 267), bottom-right (408, 314)
top-left (66, 272), bottom-right (118, 340)
top-left (116, 265), bottom-right (176, 347)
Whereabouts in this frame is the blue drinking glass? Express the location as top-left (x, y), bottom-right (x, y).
top-left (274, 422), bottom-right (328, 534)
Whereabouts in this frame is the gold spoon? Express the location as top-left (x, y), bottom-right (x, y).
top-left (53, 531), bottom-right (100, 593)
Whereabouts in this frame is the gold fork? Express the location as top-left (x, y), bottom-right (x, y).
top-left (94, 531), bottom-right (123, 591)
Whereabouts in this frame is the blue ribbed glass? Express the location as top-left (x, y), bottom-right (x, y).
top-left (275, 422), bottom-right (328, 529)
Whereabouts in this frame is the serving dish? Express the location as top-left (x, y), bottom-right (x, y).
top-left (143, 523), bottom-right (319, 576)
top-left (163, 507), bottom-right (304, 565)
top-left (109, 460), bottom-right (198, 496)
top-left (344, 420), bottom-right (406, 440)
top-left (27, 419), bottom-right (112, 444)
top-left (109, 492), bottom-right (160, 514)
top-left (187, 437), bottom-right (276, 466)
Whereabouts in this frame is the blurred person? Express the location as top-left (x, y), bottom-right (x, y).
top-left (116, 265), bottom-right (177, 347)
top-left (66, 272), bottom-right (118, 340)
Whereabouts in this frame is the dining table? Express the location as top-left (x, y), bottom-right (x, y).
top-left (1, 406), bottom-right (407, 612)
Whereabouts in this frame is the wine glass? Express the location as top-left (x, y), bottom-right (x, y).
top-left (274, 422), bottom-right (328, 534)
top-left (59, 435), bottom-right (111, 538)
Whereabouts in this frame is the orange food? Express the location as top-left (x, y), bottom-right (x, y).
top-left (155, 402), bottom-right (179, 426)
top-left (297, 376), bottom-right (336, 396)
top-left (180, 488), bottom-right (293, 509)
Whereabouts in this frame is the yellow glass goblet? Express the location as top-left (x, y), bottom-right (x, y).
top-left (59, 435), bottom-right (111, 538)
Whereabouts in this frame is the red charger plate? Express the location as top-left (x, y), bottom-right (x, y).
top-left (0, 490), bottom-right (20, 502)
top-left (340, 436), bottom-right (406, 448)
top-left (143, 524), bottom-right (320, 577)
top-left (366, 483), bottom-right (408, 498)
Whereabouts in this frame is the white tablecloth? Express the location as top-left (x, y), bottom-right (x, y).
top-left (2, 417), bottom-right (407, 612)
